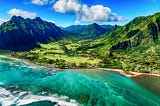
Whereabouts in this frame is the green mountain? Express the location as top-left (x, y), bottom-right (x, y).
top-left (110, 14), bottom-right (160, 51)
top-left (0, 16), bottom-right (74, 51)
top-left (2, 12), bottom-right (160, 74)
top-left (80, 12), bottom-right (160, 54)
top-left (79, 12), bottom-right (160, 73)
top-left (64, 23), bottom-right (114, 39)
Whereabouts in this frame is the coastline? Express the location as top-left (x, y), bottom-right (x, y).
top-left (0, 55), bottom-right (160, 78)
top-left (97, 68), bottom-right (160, 78)
top-left (0, 55), bottom-right (59, 70)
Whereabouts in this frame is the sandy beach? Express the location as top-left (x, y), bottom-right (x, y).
top-left (1, 55), bottom-right (160, 78)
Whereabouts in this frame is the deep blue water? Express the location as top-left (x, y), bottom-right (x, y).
top-left (0, 56), bottom-right (160, 106)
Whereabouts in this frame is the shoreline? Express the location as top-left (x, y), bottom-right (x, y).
top-left (97, 68), bottom-right (160, 78)
top-left (0, 55), bottom-right (160, 78)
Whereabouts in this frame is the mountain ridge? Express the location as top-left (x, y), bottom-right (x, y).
top-left (64, 23), bottom-right (114, 39)
top-left (81, 12), bottom-right (160, 72)
top-left (0, 16), bottom-right (115, 51)
top-left (0, 16), bottom-right (72, 51)
top-left (2, 12), bottom-right (160, 73)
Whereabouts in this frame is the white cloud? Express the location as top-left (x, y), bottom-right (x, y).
top-left (53, 0), bottom-right (125, 23)
top-left (0, 18), bottom-right (6, 25)
top-left (32, 0), bottom-right (55, 5)
top-left (81, 5), bottom-right (111, 22)
top-left (7, 8), bottom-right (37, 19)
top-left (53, 0), bottom-right (81, 13)
top-left (77, 4), bottom-right (126, 23)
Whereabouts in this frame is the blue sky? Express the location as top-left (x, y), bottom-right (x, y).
top-left (0, 0), bottom-right (160, 27)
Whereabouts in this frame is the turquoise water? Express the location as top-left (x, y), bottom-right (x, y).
top-left (0, 56), bottom-right (160, 106)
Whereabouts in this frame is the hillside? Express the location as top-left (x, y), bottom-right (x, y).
top-left (77, 12), bottom-right (160, 73)
top-left (64, 23), bottom-right (114, 39)
top-left (2, 12), bottom-right (160, 74)
top-left (0, 16), bottom-right (73, 51)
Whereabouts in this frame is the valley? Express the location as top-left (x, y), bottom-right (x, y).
top-left (10, 40), bottom-right (101, 68)
top-left (1, 0), bottom-right (160, 106)
top-left (1, 13), bottom-right (160, 74)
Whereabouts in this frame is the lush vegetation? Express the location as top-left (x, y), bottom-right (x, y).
top-left (0, 16), bottom-right (76, 51)
top-left (64, 23), bottom-right (114, 39)
top-left (1, 13), bottom-right (160, 74)
top-left (10, 40), bottom-right (101, 69)
top-left (83, 12), bottom-right (160, 74)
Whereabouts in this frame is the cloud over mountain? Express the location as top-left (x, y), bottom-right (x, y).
top-left (0, 18), bottom-right (6, 24)
top-left (8, 8), bottom-right (37, 19)
top-left (53, 0), bottom-right (81, 13)
top-left (77, 4), bottom-right (125, 23)
top-left (53, 0), bottom-right (125, 23)
top-left (29, 0), bottom-right (126, 24)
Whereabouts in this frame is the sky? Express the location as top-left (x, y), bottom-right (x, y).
top-left (0, 0), bottom-right (160, 27)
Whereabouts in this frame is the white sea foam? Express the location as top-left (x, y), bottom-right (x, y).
top-left (0, 87), bottom-right (80, 106)
top-left (0, 87), bottom-right (15, 106)
top-left (17, 95), bottom-right (79, 106)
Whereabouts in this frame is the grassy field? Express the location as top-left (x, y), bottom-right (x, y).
top-left (4, 37), bottom-right (160, 74)
top-left (10, 40), bottom-right (101, 68)
top-left (45, 54), bottom-right (99, 64)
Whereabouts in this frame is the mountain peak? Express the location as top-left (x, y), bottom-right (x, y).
top-left (153, 12), bottom-right (160, 17)
top-left (92, 23), bottom-right (99, 25)
top-left (34, 17), bottom-right (43, 21)
top-left (64, 23), bottom-right (114, 39)
top-left (0, 16), bottom-right (66, 51)
top-left (89, 23), bottom-right (99, 26)
top-left (10, 15), bottom-right (24, 21)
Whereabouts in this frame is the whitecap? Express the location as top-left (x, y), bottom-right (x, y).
top-left (16, 94), bottom-right (80, 106)
top-left (0, 87), bottom-right (15, 106)
top-left (0, 87), bottom-right (80, 106)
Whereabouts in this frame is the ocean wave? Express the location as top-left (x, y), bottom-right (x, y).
top-left (0, 87), bottom-right (80, 106)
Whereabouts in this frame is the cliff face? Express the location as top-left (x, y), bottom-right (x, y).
top-left (110, 13), bottom-right (160, 51)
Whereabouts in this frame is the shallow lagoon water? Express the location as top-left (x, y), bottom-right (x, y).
top-left (0, 56), bottom-right (160, 106)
